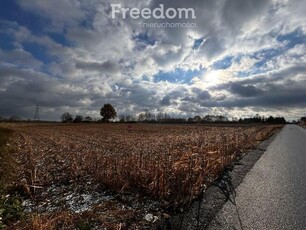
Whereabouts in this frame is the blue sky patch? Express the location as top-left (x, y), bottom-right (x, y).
top-left (0, 33), bottom-right (15, 51)
top-left (133, 32), bottom-right (156, 46)
top-left (277, 28), bottom-right (306, 49)
top-left (193, 37), bottom-right (204, 50)
top-left (141, 75), bottom-right (150, 82)
top-left (153, 68), bottom-right (205, 84)
top-left (0, 1), bottom-right (48, 37)
top-left (212, 56), bottom-right (234, 69)
top-left (47, 32), bottom-right (71, 47)
top-left (23, 42), bottom-right (56, 64)
top-left (251, 48), bottom-right (282, 68)
top-left (236, 69), bottom-right (267, 78)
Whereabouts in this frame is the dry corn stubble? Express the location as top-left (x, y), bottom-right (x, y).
top-left (4, 123), bottom-right (280, 207)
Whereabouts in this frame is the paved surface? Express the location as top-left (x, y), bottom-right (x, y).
top-left (208, 125), bottom-right (306, 230)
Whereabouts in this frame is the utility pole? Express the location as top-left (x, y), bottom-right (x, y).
top-left (33, 104), bottom-right (40, 121)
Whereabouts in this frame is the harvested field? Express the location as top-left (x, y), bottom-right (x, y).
top-left (0, 123), bottom-right (280, 229)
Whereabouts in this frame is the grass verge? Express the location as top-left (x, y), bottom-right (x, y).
top-left (0, 128), bottom-right (23, 229)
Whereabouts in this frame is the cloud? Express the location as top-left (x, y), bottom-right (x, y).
top-left (16, 0), bottom-right (86, 31)
top-left (160, 95), bottom-right (171, 106)
top-left (0, 48), bottom-right (42, 69)
top-left (0, 0), bottom-right (306, 121)
top-left (75, 60), bottom-right (120, 73)
top-left (230, 83), bottom-right (263, 97)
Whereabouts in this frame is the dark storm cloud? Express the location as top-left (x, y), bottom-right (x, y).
top-left (0, 67), bottom-right (88, 119)
top-left (160, 95), bottom-right (171, 106)
top-left (222, 0), bottom-right (270, 31)
top-left (192, 88), bottom-right (212, 100)
top-left (230, 83), bottom-right (263, 97)
top-left (210, 65), bottom-right (306, 93)
top-left (237, 66), bottom-right (306, 86)
top-left (158, 87), bottom-right (189, 105)
top-left (203, 63), bottom-right (306, 110)
top-left (178, 101), bottom-right (211, 114)
top-left (182, 88), bottom-right (211, 103)
top-left (219, 87), bottom-right (306, 108)
top-left (198, 78), bottom-right (306, 109)
top-left (125, 85), bottom-right (159, 108)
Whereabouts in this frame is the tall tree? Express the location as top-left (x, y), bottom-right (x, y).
top-left (100, 104), bottom-right (116, 121)
top-left (73, 115), bottom-right (83, 123)
top-left (84, 116), bottom-right (93, 122)
top-left (61, 112), bottom-right (73, 123)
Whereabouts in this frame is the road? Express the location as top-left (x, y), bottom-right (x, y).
top-left (208, 125), bottom-right (306, 230)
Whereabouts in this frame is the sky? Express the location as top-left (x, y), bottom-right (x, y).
top-left (0, 0), bottom-right (306, 121)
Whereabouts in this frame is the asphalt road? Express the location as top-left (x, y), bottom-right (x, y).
top-left (208, 125), bottom-right (306, 230)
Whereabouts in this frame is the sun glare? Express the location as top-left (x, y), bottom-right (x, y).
top-left (204, 70), bottom-right (221, 85)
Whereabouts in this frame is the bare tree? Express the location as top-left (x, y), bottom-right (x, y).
top-left (61, 112), bottom-right (73, 123)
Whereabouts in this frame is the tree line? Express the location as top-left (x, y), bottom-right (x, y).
top-left (61, 105), bottom-right (287, 124)
top-left (61, 103), bottom-right (117, 123)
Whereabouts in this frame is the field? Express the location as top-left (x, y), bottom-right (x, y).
top-left (0, 123), bottom-right (280, 229)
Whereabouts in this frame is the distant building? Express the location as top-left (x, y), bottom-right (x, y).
top-left (301, 117), bottom-right (306, 125)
